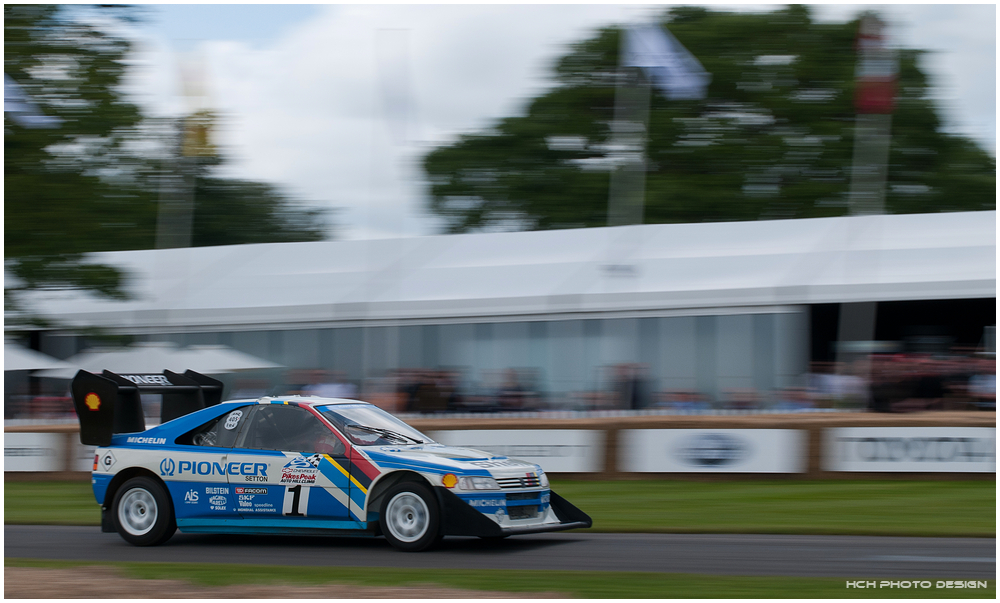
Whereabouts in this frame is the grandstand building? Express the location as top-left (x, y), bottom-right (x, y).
top-left (10, 211), bottom-right (996, 406)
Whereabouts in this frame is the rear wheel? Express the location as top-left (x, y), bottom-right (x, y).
top-left (379, 482), bottom-right (440, 552)
top-left (112, 477), bottom-right (176, 546)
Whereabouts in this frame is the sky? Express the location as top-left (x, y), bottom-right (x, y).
top-left (119, 3), bottom-right (997, 241)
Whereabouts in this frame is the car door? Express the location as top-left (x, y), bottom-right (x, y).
top-left (227, 403), bottom-right (353, 522)
top-left (167, 404), bottom-right (252, 520)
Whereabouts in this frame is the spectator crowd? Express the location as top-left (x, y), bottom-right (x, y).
top-left (6, 350), bottom-right (995, 422)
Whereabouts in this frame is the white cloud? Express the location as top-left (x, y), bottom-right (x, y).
top-left (123, 3), bottom-right (995, 242)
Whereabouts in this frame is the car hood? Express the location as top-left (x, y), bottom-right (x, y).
top-left (364, 443), bottom-right (537, 472)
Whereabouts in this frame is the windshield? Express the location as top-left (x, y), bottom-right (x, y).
top-left (318, 404), bottom-right (433, 446)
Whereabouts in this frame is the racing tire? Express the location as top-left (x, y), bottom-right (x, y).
top-left (379, 482), bottom-right (441, 552)
top-left (112, 477), bottom-right (176, 546)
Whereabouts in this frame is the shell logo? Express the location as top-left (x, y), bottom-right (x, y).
top-left (84, 393), bottom-right (101, 411)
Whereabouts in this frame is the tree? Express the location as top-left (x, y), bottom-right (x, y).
top-left (5, 5), bottom-right (329, 325)
top-left (423, 5), bottom-right (995, 233)
top-left (5, 4), bottom-right (152, 304)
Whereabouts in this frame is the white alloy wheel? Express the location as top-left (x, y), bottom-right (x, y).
top-left (385, 491), bottom-right (430, 543)
top-left (118, 487), bottom-right (158, 536)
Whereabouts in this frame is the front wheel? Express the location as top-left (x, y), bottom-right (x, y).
top-left (379, 482), bottom-right (440, 552)
top-left (112, 476), bottom-right (176, 546)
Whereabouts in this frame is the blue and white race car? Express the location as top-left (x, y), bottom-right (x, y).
top-left (72, 370), bottom-right (591, 551)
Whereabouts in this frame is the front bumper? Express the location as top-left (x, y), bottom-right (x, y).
top-left (435, 487), bottom-right (592, 538)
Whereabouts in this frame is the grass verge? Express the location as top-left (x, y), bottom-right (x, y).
top-left (553, 479), bottom-right (996, 537)
top-left (4, 479), bottom-right (995, 537)
top-left (6, 559), bottom-right (995, 599)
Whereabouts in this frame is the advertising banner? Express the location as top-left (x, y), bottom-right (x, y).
top-left (621, 429), bottom-right (806, 473)
top-left (825, 427), bottom-right (996, 472)
top-left (4, 433), bottom-right (66, 472)
top-left (74, 441), bottom-right (98, 472)
top-left (429, 429), bottom-right (604, 473)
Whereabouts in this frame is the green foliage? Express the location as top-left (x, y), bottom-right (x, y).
top-left (4, 5), bottom-right (328, 323)
top-left (423, 5), bottom-right (995, 232)
top-left (5, 4), bottom-right (154, 306)
top-left (191, 170), bottom-right (328, 247)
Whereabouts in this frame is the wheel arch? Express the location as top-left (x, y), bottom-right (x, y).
top-left (102, 467), bottom-right (170, 510)
top-left (364, 470), bottom-right (433, 516)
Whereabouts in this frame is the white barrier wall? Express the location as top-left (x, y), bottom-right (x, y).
top-left (824, 427), bottom-right (997, 472)
top-left (4, 433), bottom-right (95, 472)
top-left (429, 429), bottom-right (604, 473)
top-left (6, 426), bottom-right (996, 475)
top-left (621, 429), bottom-right (807, 473)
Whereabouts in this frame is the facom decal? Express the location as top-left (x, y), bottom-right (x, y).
top-left (184, 489), bottom-right (199, 503)
top-left (84, 393), bottom-right (101, 411)
top-left (235, 487), bottom-right (267, 495)
top-left (126, 436), bottom-right (167, 445)
top-left (224, 410), bottom-right (243, 430)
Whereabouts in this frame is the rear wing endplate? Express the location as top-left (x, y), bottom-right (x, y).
top-left (72, 370), bottom-right (223, 446)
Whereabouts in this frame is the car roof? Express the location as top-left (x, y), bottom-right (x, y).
top-left (222, 396), bottom-right (369, 408)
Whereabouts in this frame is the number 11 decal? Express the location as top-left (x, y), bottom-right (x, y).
top-left (283, 485), bottom-right (311, 516)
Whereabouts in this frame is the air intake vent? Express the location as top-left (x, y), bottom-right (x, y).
top-left (496, 475), bottom-right (541, 489)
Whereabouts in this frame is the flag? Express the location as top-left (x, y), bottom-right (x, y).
top-left (623, 24), bottom-right (710, 100)
top-left (854, 14), bottom-right (897, 114)
top-left (4, 73), bottom-right (61, 128)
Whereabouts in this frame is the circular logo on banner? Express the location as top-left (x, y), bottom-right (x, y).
top-left (224, 410), bottom-right (243, 430)
top-left (676, 433), bottom-right (748, 466)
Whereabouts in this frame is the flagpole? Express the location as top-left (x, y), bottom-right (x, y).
top-left (606, 29), bottom-right (652, 229)
top-left (836, 12), bottom-right (897, 409)
top-left (607, 22), bottom-right (710, 231)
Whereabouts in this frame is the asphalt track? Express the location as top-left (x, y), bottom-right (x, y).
top-left (5, 525), bottom-right (995, 579)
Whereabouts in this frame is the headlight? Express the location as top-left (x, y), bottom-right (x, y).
top-left (540, 471), bottom-right (550, 488)
top-left (457, 476), bottom-right (500, 490)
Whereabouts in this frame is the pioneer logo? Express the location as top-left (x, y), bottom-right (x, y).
top-left (120, 374), bottom-right (172, 386)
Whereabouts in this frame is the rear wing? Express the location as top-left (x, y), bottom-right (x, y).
top-left (72, 370), bottom-right (223, 446)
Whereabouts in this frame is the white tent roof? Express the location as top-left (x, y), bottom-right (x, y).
top-left (33, 342), bottom-right (283, 379)
top-left (11, 211), bottom-right (996, 333)
top-left (4, 342), bottom-right (76, 372)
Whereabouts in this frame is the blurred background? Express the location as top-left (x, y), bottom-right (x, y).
top-left (5, 4), bottom-right (995, 424)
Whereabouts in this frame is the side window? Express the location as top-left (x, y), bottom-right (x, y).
top-left (236, 405), bottom-right (345, 455)
top-left (176, 406), bottom-right (249, 448)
